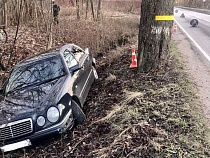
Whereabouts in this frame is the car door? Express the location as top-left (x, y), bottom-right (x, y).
top-left (71, 46), bottom-right (93, 104)
top-left (73, 46), bottom-right (93, 103)
top-left (63, 48), bottom-right (90, 105)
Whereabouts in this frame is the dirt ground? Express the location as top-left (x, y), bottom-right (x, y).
top-left (173, 30), bottom-right (210, 124)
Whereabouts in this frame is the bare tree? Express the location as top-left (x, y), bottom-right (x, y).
top-left (81, 0), bottom-right (84, 15)
top-left (97, 0), bottom-right (101, 20)
top-left (0, 0), bottom-right (7, 26)
top-left (76, 0), bottom-right (80, 20)
top-left (85, 0), bottom-right (89, 19)
top-left (70, 0), bottom-right (75, 6)
top-left (90, 0), bottom-right (95, 19)
top-left (8, 0), bottom-right (23, 65)
top-left (46, 0), bottom-right (53, 49)
top-left (137, 0), bottom-right (174, 72)
top-left (0, 0), bottom-right (4, 25)
top-left (3, 0), bottom-right (7, 27)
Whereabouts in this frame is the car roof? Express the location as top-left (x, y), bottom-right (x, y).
top-left (16, 44), bottom-right (77, 68)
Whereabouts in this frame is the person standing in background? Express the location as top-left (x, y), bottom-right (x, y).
top-left (52, 0), bottom-right (60, 24)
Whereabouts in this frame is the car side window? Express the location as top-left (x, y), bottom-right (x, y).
top-left (72, 46), bottom-right (85, 61)
top-left (63, 50), bottom-right (78, 68)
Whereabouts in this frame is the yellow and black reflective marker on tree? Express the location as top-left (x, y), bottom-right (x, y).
top-left (154, 15), bottom-right (176, 34)
top-left (155, 15), bottom-right (174, 21)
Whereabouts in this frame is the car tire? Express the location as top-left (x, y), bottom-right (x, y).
top-left (71, 100), bottom-right (86, 125)
top-left (92, 66), bottom-right (98, 80)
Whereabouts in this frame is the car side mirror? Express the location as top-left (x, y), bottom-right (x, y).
top-left (70, 64), bottom-right (83, 73)
top-left (85, 48), bottom-right (89, 55)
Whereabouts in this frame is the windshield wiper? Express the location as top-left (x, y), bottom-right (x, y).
top-left (7, 83), bottom-right (28, 94)
top-left (7, 82), bottom-right (33, 94)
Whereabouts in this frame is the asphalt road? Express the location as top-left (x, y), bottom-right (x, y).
top-left (174, 8), bottom-right (210, 62)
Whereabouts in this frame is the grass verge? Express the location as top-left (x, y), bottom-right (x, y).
top-left (85, 40), bottom-right (210, 157)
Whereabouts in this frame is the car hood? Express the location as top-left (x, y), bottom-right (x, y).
top-left (0, 76), bottom-right (66, 123)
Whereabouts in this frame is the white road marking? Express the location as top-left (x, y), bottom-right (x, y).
top-left (174, 19), bottom-right (210, 63)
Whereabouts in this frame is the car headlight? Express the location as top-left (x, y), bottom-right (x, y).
top-left (47, 107), bottom-right (60, 123)
top-left (37, 116), bottom-right (46, 127)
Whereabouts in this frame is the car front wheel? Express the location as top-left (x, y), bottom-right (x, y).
top-left (71, 100), bottom-right (86, 125)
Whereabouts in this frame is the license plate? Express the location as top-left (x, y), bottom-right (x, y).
top-left (0, 139), bottom-right (31, 152)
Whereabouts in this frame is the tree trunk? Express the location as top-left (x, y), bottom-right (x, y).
top-left (70, 0), bottom-right (74, 6)
top-left (137, 0), bottom-right (174, 72)
top-left (90, 0), bottom-right (94, 19)
top-left (4, 0), bottom-right (7, 27)
top-left (76, 0), bottom-right (80, 20)
top-left (33, 0), bottom-right (39, 32)
top-left (81, 0), bottom-right (84, 15)
top-left (97, 0), bottom-right (101, 20)
top-left (0, 0), bottom-right (3, 24)
top-left (8, 0), bottom-right (23, 66)
top-left (85, 0), bottom-right (89, 20)
top-left (47, 0), bottom-right (53, 49)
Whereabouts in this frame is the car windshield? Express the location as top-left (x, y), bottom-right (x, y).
top-left (6, 56), bottom-right (65, 93)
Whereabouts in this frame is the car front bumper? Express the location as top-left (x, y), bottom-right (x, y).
top-left (0, 109), bottom-right (73, 153)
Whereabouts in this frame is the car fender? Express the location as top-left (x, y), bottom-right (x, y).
top-left (57, 93), bottom-right (72, 117)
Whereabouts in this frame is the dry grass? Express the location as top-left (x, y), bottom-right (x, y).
top-left (55, 14), bottom-right (139, 54)
top-left (82, 42), bottom-right (210, 158)
top-left (86, 81), bottom-right (210, 157)
top-left (102, 1), bottom-right (141, 14)
top-left (0, 6), bottom-right (139, 86)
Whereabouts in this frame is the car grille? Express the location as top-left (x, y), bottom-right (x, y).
top-left (0, 118), bottom-right (33, 141)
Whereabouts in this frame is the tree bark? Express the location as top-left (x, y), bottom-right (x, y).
top-left (81, 0), bottom-right (84, 15)
top-left (76, 0), bottom-right (80, 20)
top-left (97, 0), bottom-right (101, 20)
top-left (0, 0), bottom-right (3, 25)
top-left (85, 0), bottom-right (89, 19)
top-left (8, 0), bottom-right (23, 66)
top-left (70, 0), bottom-right (74, 7)
top-left (47, 0), bottom-right (53, 49)
top-left (137, 0), bottom-right (174, 72)
top-left (4, 0), bottom-right (7, 27)
top-left (90, 0), bottom-right (94, 19)
top-left (33, 0), bottom-right (39, 32)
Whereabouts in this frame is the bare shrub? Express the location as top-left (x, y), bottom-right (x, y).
top-left (0, 7), bottom-right (139, 87)
top-left (102, 0), bottom-right (141, 14)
